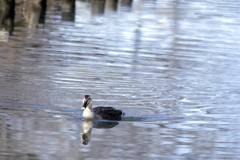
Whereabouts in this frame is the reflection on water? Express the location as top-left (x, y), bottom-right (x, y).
top-left (62, 0), bottom-right (75, 21)
top-left (1, 0), bottom-right (240, 159)
top-left (0, 0), bottom-right (15, 41)
top-left (22, 0), bottom-right (47, 29)
top-left (81, 121), bottom-right (93, 145)
top-left (81, 120), bottom-right (119, 145)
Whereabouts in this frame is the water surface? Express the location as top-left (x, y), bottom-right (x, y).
top-left (1, 0), bottom-right (240, 159)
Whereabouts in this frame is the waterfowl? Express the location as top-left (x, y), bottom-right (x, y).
top-left (81, 95), bottom-right (124, 120)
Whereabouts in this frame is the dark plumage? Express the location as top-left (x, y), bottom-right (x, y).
top-left (93, 106), bottom-right (124, 120)
top-left (81, 95), bottom-right (124, 120)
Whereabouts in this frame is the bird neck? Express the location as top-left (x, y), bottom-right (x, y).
top-left (83, 106), bottom-right (94, 119)
top-left (87, 104), bottom-right (93, 110)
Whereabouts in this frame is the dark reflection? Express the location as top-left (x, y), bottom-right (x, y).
top-left (91, 0), bottom-right (118, 16)
top-left (91, 0), bottom-right (105, 16)
top-left (120, 0), bottom-right (132, 11)
top-left (121, 0), bottom-right (132, 6)
top-left (78, 0), bottom-right (132, 16)
top-left (0, 0), bottom-right (15, 41)
top-left (104, 0), bottom-right (118, 15)
top-left (62, 0), bottom-right (75, 21)
top-left (23, 0), bottom-right (47, 29)
top-left (81, 120), bottom-right (119, 145)
top-left (39, 0), bottom-right (47, 24)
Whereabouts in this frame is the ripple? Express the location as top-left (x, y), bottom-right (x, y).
top-left (1, 0), bottom-right (240, 159)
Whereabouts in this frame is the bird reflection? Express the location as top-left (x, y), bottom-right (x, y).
top-left (81, 120), bottom-right (93, 145)
top-left (81, 120), bottom-right (119, 145)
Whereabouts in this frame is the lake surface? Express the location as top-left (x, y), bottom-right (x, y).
top-left (1, 0), bottom-right (240, 159)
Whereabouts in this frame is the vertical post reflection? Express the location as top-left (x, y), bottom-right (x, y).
top-left (24, 0), bottom-right (47, 29)
top-left (62, 0), bottom-right (75, 21)
top-left (0, 0), bottom-right (15, 41)
top-left (121, 0), bottom-right (132, 7)
top-left (118, 0), bottom-right (132, 12)
top-left (104, 0), bottom-right (118, 15)
top-left (39, 0), bottom-right (47, 25)
top-left (91, 0), bottom-right (105, 16)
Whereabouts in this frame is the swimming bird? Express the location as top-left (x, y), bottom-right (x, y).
top-left (81, 95), bottom-right (124, 120)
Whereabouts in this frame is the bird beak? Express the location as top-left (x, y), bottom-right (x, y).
top-left (82, 100), bottom-right (88, 109)
top-left (80, 132), bottom-right (85, 135)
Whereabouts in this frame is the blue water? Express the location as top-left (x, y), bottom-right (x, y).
top-left (1, 0), bottom-right (240, 159)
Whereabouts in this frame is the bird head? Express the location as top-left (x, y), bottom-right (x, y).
top-left (81, 95), bottom-right (92, 110)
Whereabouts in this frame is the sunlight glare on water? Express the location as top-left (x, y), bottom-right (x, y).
top-left (0, 0), bottom-right (240, 159)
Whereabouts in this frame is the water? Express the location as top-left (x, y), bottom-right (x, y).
top-left (1, 0), bottom-right (240, 159)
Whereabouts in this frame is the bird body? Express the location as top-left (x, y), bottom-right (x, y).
top-left (82, 107), bottom-right (95, 119)
top-left (82, 95), bottom-right (124, 120)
